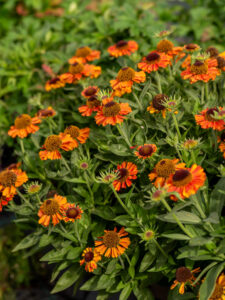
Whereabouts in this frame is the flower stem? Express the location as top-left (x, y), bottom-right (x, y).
top-left (111, 185), bottom-right (131, 216)
top-left (84, 171), bottom-right (94, 207)
top-left (205, 82), bottom-right (209, 101)
top-left (156, 71), bottom-right (162, 93)
top-left (133, 92), bottom-right (143, 111)
top-left (117, 124), bottom-right (132, 147)
top-left (191, 150), bottom-right (197, 164)
top-left (74, 221), bottom-right (82, 246)
top-left (19, 139), bottom-right (25, 154)
top-left (62, 156), bottom-right (72, 174)
top-left (172, 114), bottom-right (181, 140)
top-left (153, 238), bottom-right (168, 258)
top-left (201, 84), bottom-right (205, 104)
top-left (161, 198), bottom-right (194, 238)
top-left (17, 189), bottom-right (33, 209)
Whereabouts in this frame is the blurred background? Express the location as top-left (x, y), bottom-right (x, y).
top-left (0, 0), bottom-right (225, 299)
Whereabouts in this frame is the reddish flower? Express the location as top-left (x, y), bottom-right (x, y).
top-left (108, 40), bottom-right (138, 57)
top-left (195, 107), bottom-right (225, 131)
top-left (113, 162), bottom-right (138, 191)
top-left (138, 51), bottom-right (171, 73)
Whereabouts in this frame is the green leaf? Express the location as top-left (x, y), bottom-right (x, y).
top-left (199, 262), bottom-right (225, 300)
top-left (40, 248), bottom-right (69, 262)
top-left (139, 252), bottom-right (155, 272)
top-left (209, 177), bottom-right (225, 216)
top-left (157, 211), bottom-right (201, 224)
top-left (80, 274), bottom-right (115, 291)
top-left (133, 286), bottom-right (155, 300)
top-left (92, 207), bottom-right (116, 220)
top-left (66, 247), bottom-right (82, 260)
top-left (161, 233), bottom-right (190, 240)
top-left (51, 265), bottom-right (81, 294)
top-left (12, 233), bottom-right (39, 252)
top-left (39, 234), bottom-right (53, 248)
top-left (119, 283), bottom-right (132, 300)
top-left (51, 261), bottom-right (71, 282)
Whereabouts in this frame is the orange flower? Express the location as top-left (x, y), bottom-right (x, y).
top-left (36, 106), bottom-right (56, 119)
top-left (68, 46), bottom-right (100, 64)
top-left (195, 107), bottom-right (225, 131)
top-left (95, 98), bottom-right (131, 126)
top-left (0, 193), bottom-right (14, 211)
top-left (181, 59), bottom-right (220, 84)
top-left (166, 164), bottom-right (206, 199)
top-left (64, 125), bottom-right (90, 145)
top-left (113, 161), bottom-right (138, 191)
top-left (95, 227), bottom-right (130, 257)
top-left (218, 132), bottom-right (225, 158)
top-left (39, 134), bottom-right (78, 160)
top-left (8, 114), bottom-right (41, 139)
top-left (108, 40), bottom-right (138, 57)
top-left (81, 86), bottom-right (99, 98)
top-left (156, 39), bottom-right (183, 58)
top-left (0, 168), bottom-right (28, 197)
top-left (135, 144), bottom-right (157, 160)
top-left (80, 248), bottom-right (102, 272)
top-left (147, 94), bottom-right (169, 118)
top-left (217, 51), bottom-right (225, 71)
top-left (149, 158), bottom-right (185, 188)
top-left (62, 203), bottom-right (83, 222)
top-left (110, 67), bottom-right (145, 97)
top-left (138, 51), bottom-right (171, 73)
top-left (60, 63), bottom-right (101, 84)
top-left (38, 194), bottom-right (67, 227)
top-left (180, 44), bottom-right (201, 68)
top-left (170, 267), bottom-right (200, 294)
top-left (45, 77), bottom-right (65, 91)
top-left (208, 273), bottom-right (225, 300)
top-left (79, 95), bottom-right (101, 117)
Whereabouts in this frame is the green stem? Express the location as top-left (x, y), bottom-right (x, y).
top-left (156, 71), bottom-right (162, 93)
top-left (74, 221), bottom-right (81, 246)
top-left (116, 124), bottom-right (132, 147)
top-left (118, 255), bottom-right (125, 269)
top-left (205, 82), bottom-right (209, 101)
top-left (201, 84), bottom-right (205, 104)
top-left (17, 189), bottom-right (33, 209)
top-left (153, 238), bottom-right (168, 258)
top-left (36, 194), bottom-right (41, 203)
top-left (124, 252), bottom-right (131, 265)
top-left (133, 92), bottom-right (143, 111)
top-left (161, 198), bottom-right (194, 238)
top-left (47, 118), bottom-right (53, 134)
top-left (191, 150), bottom-right (197, 164)
top-left (84, 171), bottom-right (94, 207)
top-left (172, 114), bottom-right (181, 140)
top-left (19, 139), bottom-right (25, 154)
top-left (60, 222), bottom-right (67, 233)
top-left (111, 185), bottom-right (131, 216)
top-left (62, 156), bottom-right (72, 174)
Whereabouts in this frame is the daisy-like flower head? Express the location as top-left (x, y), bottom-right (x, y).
top-left (36, 107), bottom-right (56, 119)
top-left (24, 181), bottom-right (42, 195)
top-left (166, 164), bottom-right (206, 199)
top-left (95, 227), bottom-right (130, 258)
top-left (0, 192), bottom-right (14, 212)
top-left (39, 134), bottom-right (77, 160)
top-left (68, 46), bottom-right (100, 64)
top-left (181, 58), bottom-right (220, 84)
top-left (0, 168), bottom-right (28, 197)
top-left (206, 46), bottom-right (219, 58)
top-left (208, 273), bottom-right (225, 300)
top-left (110, 67), bottom-right (145, 97)
top-left (95, 98), bottom-right (131, 126)
top-left (108, 40), bottom-right (138, 57)
top-left (181, 138), bottom-right (201, 150)
top-left (171, 266), bottom-right (200, 295)
top-left (195, 107), bottom-right (225, 131)
top-left (217, 53), bottom-right (225, 71)
top-left (45, 76), bottom-right (65, 91)
top-left (149, 158), bottom-right (185, 188)
top-left (38, 194), bottom-right (67, 227)
top-left (80, 248), bottom-right (102, 272)
top-left (64, 125), bottom-right (90, 145)
top-left (181, 44), bottom-right (201, 68)
top-left (156, 39), bottom-right (183, 57)
top-left (62, 203), bottom-right (83, 222)
top-left (97, 169), bottom-right (118, 184)
top-left (141, 229), bottom-right (155, 241)
top-left (147, 94), bottom-right (169, 118)
top-left (81, 86), bottom-right (99, 98)
top-left (8, 114), bottom-right (41, 139)
top-left (113, 161), bottom-right (138, 191)
top-left (138, 51), bottom-right (171, 73)
top-left (135, 144), bottom-right (157, 160)
top-left (79, 95), bottom-right (101, 117)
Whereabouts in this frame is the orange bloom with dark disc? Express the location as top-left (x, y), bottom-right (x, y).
top-left (0, 193), bottom-right (14, 212)
top-left (135, 144), bottom-right (157, 160)
top-left (62, 203), bottom-right (83, 222)
top-left (36, 107), bottom-right (56, 119)
top-left (195, 107), bottom-right (225, 131)
top-left (80, 248), bottom-right (102, 272)
top-left (181, 59), bottom-right (220, 84)
top-left (147, 94), bottom-right (169, 118)
top-left (108, 40), bottom-right (138, 57)
top-left (45, 76), bottom-right (65, 91)
top-left (79, 95), bottom-right (101, 117)
top-left (180, 43), bottom-right (201, 68)
top-left (0, 168), bottom-right (28, 197)
top-left (95, 97), bottom-right (131, 126)
top-left (64, 125), bottom-right (90, 145)
top-left (156, 39), bottom-right (183, 58)
top-left (68, 46), bottom-right (100, 64)
top-left (39, 134), bottom-right (78, 160)
top-left (8, 114), bottom-right (41, 139)
top-left (138, 51), bottom-right (171, 73)
top-left (218, 132), bottom-right (225, 158)
top-left (113, 161), bottom-right (138, 191)
top-left (166, 164), bottom-right (206, 199)
top-left (95, 227), bottom-right (130, 258)
top-left (38, 194), bottom-right (67, 227)
top-left (81, 86), bottom-right (99, 98)
top-left (149, 158), bottom-right (185, 188)
top-left (110, 67), bottom-right (145, 97)
top-left (171, 266), bottom-right (200, 295)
